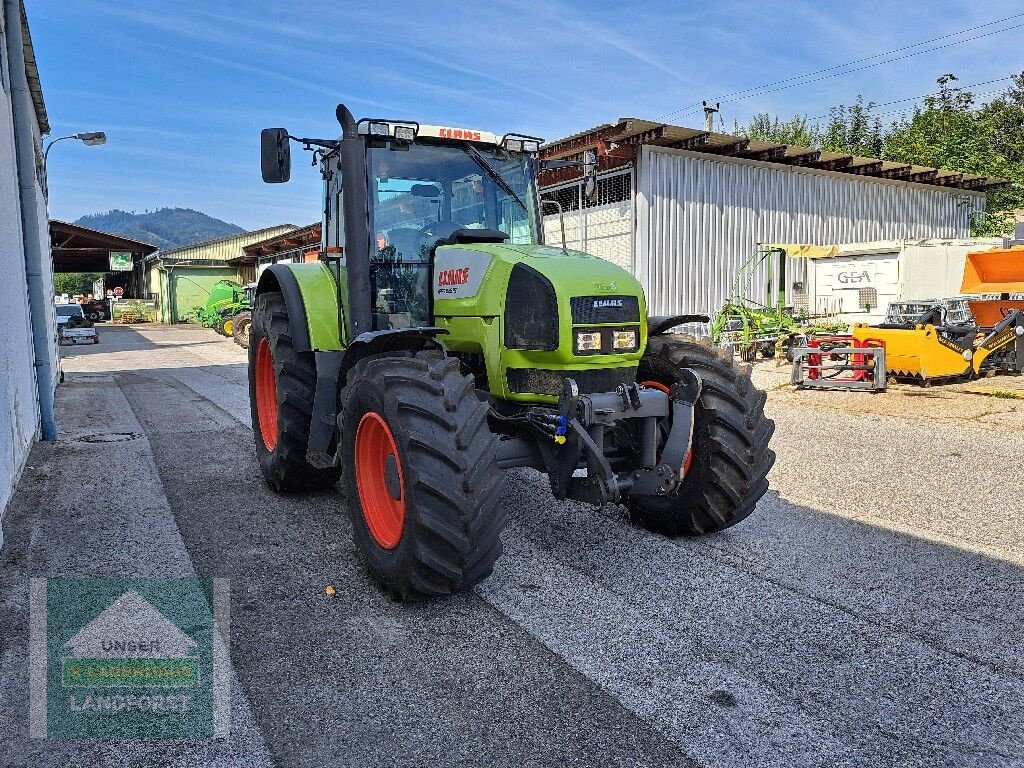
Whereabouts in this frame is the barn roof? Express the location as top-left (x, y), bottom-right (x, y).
top-left (540, 117), bottom-right (1007, 192)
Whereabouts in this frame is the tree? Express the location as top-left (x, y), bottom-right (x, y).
top-left (742, 74), bottom-right (1024, 235)
top-left (740, 113), bottom-right (820, 147)
top-left (53, 272), bottom-right (105, 297)
top-left (820, 97), bottom-right (884, 157)
top-left (883, 74), bottom-right (1023, 235)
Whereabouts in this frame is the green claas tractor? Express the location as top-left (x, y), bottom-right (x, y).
top-left (251, 105), bottom-right (775, 600)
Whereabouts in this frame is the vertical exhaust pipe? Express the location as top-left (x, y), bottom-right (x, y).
top-left (337, 104), bottom-right (372, 336)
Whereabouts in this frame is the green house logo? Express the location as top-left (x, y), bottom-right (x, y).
top-left (61, 590), bottom-right (200, 690)
top-left (31, 578), bottom-right (229, 739)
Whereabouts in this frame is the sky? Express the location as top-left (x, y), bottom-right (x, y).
top-left (27, 0), bottom-right (1024, 231)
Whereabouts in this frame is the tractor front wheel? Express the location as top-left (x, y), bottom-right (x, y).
top-left (340, 353), bottom-right (506, 600)
top-left (628, 336), bottom-right (775, 535)
top-left (248, 291), bottom-right (341, 492)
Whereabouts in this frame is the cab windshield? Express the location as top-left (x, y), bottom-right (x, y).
top-left (366, 141), bottom-right (539, 328)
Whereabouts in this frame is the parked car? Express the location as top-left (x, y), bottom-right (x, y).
top-left (55, 303), bottom-right (85, 327)
top-left (55, 304), bottom-right (99, 345)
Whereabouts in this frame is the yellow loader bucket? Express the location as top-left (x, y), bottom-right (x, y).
top-left (852, 323), bottom-right (972, 379)
top-left (961, 247), bottom-right (1024, 293)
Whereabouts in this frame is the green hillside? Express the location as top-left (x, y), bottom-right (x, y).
top-left (74, 207), bottom-right (244, 250)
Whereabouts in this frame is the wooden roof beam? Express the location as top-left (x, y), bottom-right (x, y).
top-left (877, 164), bottom-right (913, 179)
top-left (781, 150), bottom-right (823, 166)
top-left (811, 155), bottom-right (853, 171)
top-left (540, 123), bottom-right (626, 159)
top-left (847, 160), bottom-right (884, 175)
top-left (710, 139), bottom-right (752, 156)
top-left (958, 176), bottom-right (989, 189)
top-left (735, 145), bottom-right (788, 162)
top-left (909, 168), bottom-right (938, 183)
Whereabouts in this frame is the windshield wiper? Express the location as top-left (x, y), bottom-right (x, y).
top-left (463, 143), bottom-right (528, 213)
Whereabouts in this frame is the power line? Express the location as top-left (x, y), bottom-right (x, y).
top-left (658, 12), bottom-right (1024, 121)
top-left (803, 77), bottom-right (1014, 120)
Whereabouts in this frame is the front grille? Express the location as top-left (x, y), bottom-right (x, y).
top-left (570, 295), bottom-right (641, 325)
top-left (506, 366), bottom-right (637, 396)
top-left (505, 263), bottom-right (559, 350)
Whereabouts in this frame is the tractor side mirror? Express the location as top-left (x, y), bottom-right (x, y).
top-left (583, 149), bottom-right (598, 203)
top-left (261, 128), bottom-right (291, 183)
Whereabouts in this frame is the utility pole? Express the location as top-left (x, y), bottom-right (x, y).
top-left (702, 101), bottom-right (720, 133)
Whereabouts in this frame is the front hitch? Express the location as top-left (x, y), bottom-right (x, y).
top-left (627, 368), bottom-right (702, 497)
top-left (530, 371), bottom-right (701, 505)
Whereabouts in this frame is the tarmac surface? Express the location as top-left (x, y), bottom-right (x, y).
top-left (2, 324), bottom-right (1024, 767)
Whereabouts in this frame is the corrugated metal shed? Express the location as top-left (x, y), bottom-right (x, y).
top-left (149, 224), bottom-right (297, 265)
top-left (635, 146), bottom-right (987, 317)
top-left (143, 225), bottom-right (296, 322)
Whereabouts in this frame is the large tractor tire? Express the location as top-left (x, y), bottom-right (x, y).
top-left (629, 336), bottom-right (775, 535)
top-left (248, 291), bottom-right (341, 492)
top-left (233, 310), bottom-right (252, 349)
top-left (221, 315), bottom-right (235, 337)
top-left (340, 353), bottom-right (507, 601)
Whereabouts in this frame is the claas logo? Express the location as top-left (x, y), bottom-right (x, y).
top-left (438, 128), bottom-right (482, 141)
top-left (437, 268), bottom-right (470, 287)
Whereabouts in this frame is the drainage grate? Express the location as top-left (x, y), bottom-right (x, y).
top-left (77, 432), bottom-right (140, 443)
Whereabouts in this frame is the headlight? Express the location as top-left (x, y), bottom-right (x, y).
top-left (575, 330), bottom-right (602, 353)
top-left (612, 329), bottom-right (638, 350)
top-left (393, 125), bottom-right (415, 142)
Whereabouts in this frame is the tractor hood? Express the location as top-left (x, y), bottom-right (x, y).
top-left (433, 241), bottom-right (645, 312)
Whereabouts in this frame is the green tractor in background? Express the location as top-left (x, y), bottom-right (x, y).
top-left (251, 106), bottom-right (775, 600)
top-left (192, 279), bottom-right (246, 336)
top-left (230, 283), bottom-right (257, 349)
top-left (192, 279), bottom-right (258, 342)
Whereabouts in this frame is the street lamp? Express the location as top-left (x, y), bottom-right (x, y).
top-left (43, 131), bottom-right (107, 168)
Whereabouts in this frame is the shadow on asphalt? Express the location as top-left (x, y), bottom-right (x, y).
top-left (111, 365), bottom-right (1024, 767)
top-left (4, 351), bottom-right (1022, 766)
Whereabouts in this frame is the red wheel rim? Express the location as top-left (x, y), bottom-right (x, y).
top-left (354, 412), bottom-right (406, 549)
top-left (641, 380), bottom-right (694, 475)
top-left (254, 338), bottom-right (279, 451)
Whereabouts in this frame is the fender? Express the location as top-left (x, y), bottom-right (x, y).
top-left (306, 328), bottom-right (450, 470)
top-left (647, 314), bottom-right (710, 336)
top-left (337, 328), bottom-right (449, 385)
top-left (255, 263), bottom-right (343, 352)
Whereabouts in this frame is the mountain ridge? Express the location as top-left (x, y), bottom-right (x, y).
top-left (74, 207), bottom-right (245, 250)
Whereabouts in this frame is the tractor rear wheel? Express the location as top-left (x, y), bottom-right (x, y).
top-left (232, 310), bottom-right (252, 349)
top-left (628, 336), bottom-right (775, 535)
top-left (340, 353), bottom-right (506, 600)
top-left (248, 291), bottom-right (341, 492)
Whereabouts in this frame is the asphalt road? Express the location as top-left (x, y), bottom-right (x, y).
top-left (2, 324), bottom-right (1024, 767)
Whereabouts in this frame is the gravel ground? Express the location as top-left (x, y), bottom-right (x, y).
top-left (1, 324), bottom-right (1022, 767)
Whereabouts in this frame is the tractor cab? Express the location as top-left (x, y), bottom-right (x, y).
top-left (344, 127), bottom-right (541, 329)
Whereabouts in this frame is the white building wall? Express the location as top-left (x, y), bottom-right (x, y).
top-left (899, 238), bottom-right (1003, 300)
top-left (0, 0), bottom-right (49, 523)
top-left (636, 146), bottom-right (987, 317)
top-left (542, 200), bottom-right (633, 271)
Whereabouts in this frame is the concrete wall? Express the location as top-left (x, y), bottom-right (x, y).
top-left (0, 1), bottom-right (53, 527)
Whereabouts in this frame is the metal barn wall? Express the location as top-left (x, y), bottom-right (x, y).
top-left (635, 146), bottom-right (986, 317)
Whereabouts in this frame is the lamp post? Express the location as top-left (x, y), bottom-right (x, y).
top-left (43, 131), bottom-right (106, 170)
